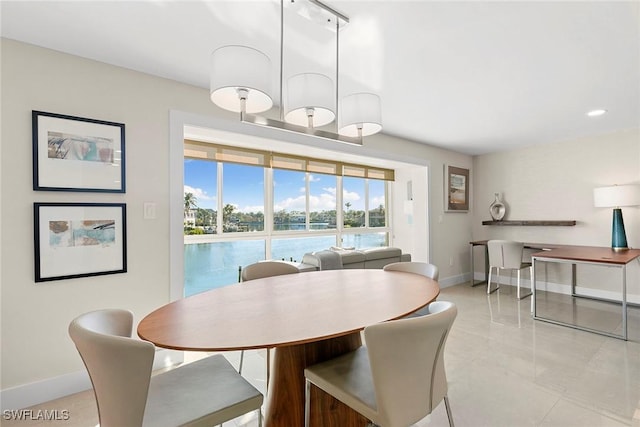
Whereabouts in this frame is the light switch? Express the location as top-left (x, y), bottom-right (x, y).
top-left (143, 202), bottom-right (157, 220)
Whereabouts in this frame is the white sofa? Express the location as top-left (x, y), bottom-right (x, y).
top-left (301, 247), bottom-right (411, 271)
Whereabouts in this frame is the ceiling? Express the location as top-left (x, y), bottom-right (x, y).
top-left (1, 1), bottom-right (638, 156)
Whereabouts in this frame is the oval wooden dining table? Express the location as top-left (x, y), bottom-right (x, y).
top-left (137, 269), bottom-right (440, 427)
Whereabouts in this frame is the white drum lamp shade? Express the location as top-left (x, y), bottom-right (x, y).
top-left (210, 46), bottom-right (273, 114)
top-left (338, 93), bottom-right (382, 137)
top-left (593, 185), bottom-right (640, 207)
top-left (285, 73), bottom-right (335, 127)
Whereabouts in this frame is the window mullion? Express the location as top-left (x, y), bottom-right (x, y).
top-left (217, 162), bottom-right (223, 234)
top-left (305, 172), bottom-right (310, 231)
top-left (265, 167), bottom-right (273, 258)
top-left (336, 175), bottom-right (343, 245)
top-left (365, 179), bottom-right (370, 228)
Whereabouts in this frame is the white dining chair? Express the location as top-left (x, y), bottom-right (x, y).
top-left (384, 261), bottom-right (439, 317)
top-left (239, 260), bottom-right (299, 388)
top-left (304, 301), bottom-right (457, 427)
top-left (487, 240), bottom-right (532, 300)
top-left (68, 309), bottom-right (263, 427)
top-left (240, 260), bottom-right (299, 281)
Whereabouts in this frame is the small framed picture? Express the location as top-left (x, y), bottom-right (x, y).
top-left (444, 165), bottom-right (469, 212)
top-left (34, 203), bottom-right (127, 282)
top-left (32, 111), bottom-right (125, 192)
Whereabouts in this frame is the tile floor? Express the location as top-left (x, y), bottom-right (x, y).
top-left (4, 282), bottom-right (640, 427)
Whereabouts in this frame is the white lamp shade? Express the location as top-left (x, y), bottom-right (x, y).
top-left (593, 184), bottom-right (640, 207)
top-left (285, 73), bottom-right (335, 127)
top-left (338, 93), bottom-right (382, 137)
top-left (210, 45), bottom-right (273, 113)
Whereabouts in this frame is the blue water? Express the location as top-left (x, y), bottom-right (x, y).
top-left (184, 233), bottom-right (387, 297)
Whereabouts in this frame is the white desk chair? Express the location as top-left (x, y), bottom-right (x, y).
top-left (69, 309), bottom-right (263, 427)
top-left (384, 261), bottom-right (439, 318)
top-left (304, 301), bottom-right (457, 427)
top-left (239, 261), bottom-right (299, 387)
top-left (487, 240), bottom-right (532, 300)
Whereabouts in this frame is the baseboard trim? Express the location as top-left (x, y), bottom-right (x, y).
top-left (439, 272), bottom-right (471, 288)
top-left (473, 272), bottom-right (640, 304)
top-left (0, 349), bottom-right (183, 411)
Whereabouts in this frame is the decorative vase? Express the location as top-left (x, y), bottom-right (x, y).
top-left (489, 193), bottom-right (506, 221)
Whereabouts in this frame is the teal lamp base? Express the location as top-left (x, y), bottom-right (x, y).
top-left (611, 208), bottom-right (628, 252)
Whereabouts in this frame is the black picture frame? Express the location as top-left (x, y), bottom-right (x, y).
top-left (34, 203), bottom-right (127, 282)
top-left (32, 111), bottom-right (125, 192)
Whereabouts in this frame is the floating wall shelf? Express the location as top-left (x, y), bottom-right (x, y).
top-left (482, 220), bottom-right (577, 226)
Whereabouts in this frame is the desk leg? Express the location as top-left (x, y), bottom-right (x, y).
top-left (469, 243), bottom-right (474, 286)
top-left (623, 265), bottom-right (628, 340)
top-left (470, 244), bottom-right (489, 287)
top-left (264, 333), bottom-right (368, 427)
top-left (532, 258), bottom-right (537, 316)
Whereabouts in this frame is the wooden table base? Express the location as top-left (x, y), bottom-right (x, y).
top-left (265, 333), bottom-right (369, 427)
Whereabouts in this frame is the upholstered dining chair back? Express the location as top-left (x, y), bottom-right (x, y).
top-left (487, 240), bottom-right (525, 269)
top-left (365, 301), bottom-right (457, 426)
top-left (383, 261), bottom-right (439, 280)
top-left (241, 260), bottom-right (299, 281)
top-left (69, 309), bottom-right (150, 427)
top-left (304, 301), bottom-right (457, 427)
top-left (69, 309), bottom-right (264, 427)
top-left (383, 261), bottom-right (440, 318)
top-left (239, 260), bottom-right (299, 385)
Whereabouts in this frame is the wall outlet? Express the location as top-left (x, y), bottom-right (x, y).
top-left (449, 256), bottom-right (454, 266)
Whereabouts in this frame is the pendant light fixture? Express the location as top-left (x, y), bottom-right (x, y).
top-left (209, 0), bottom-right (382, 145)
top-left (210, 45), bottom-right (273, 116)
top-left (285, 73), bottom-right (335, 128)
top-left (339, 93), bottom-right (382, 138)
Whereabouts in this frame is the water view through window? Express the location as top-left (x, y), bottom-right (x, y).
top-left (184, 233), bottom-right (387, 297)
top-left (184, 151), bottom-right (391, 297)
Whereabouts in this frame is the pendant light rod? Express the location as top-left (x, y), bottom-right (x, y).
top-left (335, 9), bottom-right (340, 134)
top-left (280, 0), bottom-right (285, 121)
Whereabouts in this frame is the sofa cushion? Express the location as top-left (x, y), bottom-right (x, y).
top-left (301, 250), bottom-right (343, 270)
top-left (338, 250), bottom-right (366, 265)
top-left (302, 247), bottom-right (410, 271)
top-left (361, 247), bottom-right (402, 261)
top-left (330, 246), bottom-right (356, 251)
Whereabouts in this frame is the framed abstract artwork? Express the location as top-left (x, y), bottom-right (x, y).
top-left (32, 111), bottom-right (125, 192)
top-left (34, 203), bottom-right (127, 282)
top-left (444, 165), bottom-right (469, 212)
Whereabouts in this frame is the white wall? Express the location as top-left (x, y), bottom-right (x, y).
top-left (376, 135), bottom-right (472, 284)
top-left (0, 38), bottom-right (217, 402)
top-left (472, 129), bottom-right (640, 295)
top-left (0, 38), bottom-right (473, 407)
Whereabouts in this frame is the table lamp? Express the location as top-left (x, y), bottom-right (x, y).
top-left (593, 184), bottom-right (640, 251)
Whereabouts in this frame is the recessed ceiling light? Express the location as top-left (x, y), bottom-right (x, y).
top-left (586, 109), bottom-right (607, 117)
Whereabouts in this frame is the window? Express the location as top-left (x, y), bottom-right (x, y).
top-left (342, 232), bottom-right (388, 249)
top-left (343, 176), bottom-right (365, 228)
top-left (222, 163), bottom-right (264, 232)
top-left (309, 173), bottom-right (337, 230)
top-left (184, 240), bottom-right (265, 297)
top-left (183, 141), bottom-right (394, 296)
top-left (368, 179), bottom-right (386, 228)
top-left (271, 235), bottom-right (337, 263)
top-left (184, 159), bottom-right (217, 235)
top-left (273, 169), bottom-right (306, 231)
